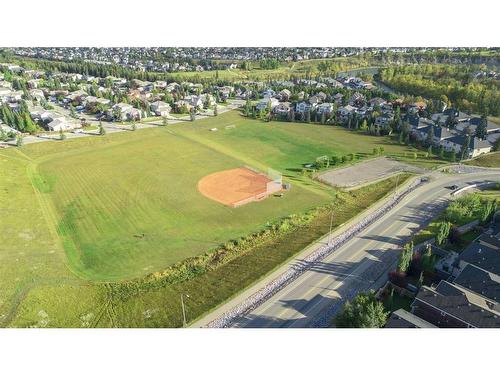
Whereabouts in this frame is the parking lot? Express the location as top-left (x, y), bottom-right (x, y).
top-left (317, 157), bottom-right (424, 189)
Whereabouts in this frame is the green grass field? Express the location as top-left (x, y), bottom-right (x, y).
top-left (0, 109), bottom-right (427, 327)
top-left (465, 152), bottom-right (500, 168)
top-left (24, 126), bottom-right (334, 281)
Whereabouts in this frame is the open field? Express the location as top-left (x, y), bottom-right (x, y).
top-left (0, 109), bottom-right (432, 326)
top-left (317, 157), bottom-right (423, 188)
top-left (465, 152), bottom-right (500, 168)
top-left (21, 128), bottom-right (332, 281)
top-left (163, 56), bottom-right (372, 82)
top-left (169, 111), bottom-right (446, 174)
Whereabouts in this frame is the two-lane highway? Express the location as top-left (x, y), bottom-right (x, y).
top-left (228, 170), bottom-right (500, 328)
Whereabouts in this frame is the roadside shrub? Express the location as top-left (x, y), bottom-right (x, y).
top-left (448, 226), bottom-right (462, 245)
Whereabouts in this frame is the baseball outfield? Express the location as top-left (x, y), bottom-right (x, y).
top-left (0, 110), bottom-right (439, 327)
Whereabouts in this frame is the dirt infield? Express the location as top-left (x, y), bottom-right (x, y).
top-left (198, 167), bottom-right (280, 207)
top-left (317, 157), bottom-right (423, 189)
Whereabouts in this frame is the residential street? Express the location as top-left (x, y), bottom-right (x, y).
top-left (195, 169), bottom-right (500, 328)
top-left (1, 99), bottom-right (244, 146)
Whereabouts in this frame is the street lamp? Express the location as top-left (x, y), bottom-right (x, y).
top-left (181, 294), bottom-right (190, 327)
top-left (393, 173), bottom-right (400, 198)
top-left (328, 207), bottom-right (334, 245)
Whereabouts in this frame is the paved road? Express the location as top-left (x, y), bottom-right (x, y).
top-left (227, 170), bottom-right (500, 328)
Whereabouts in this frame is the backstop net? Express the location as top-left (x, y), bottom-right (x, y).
top-left (266, 167), bottom-right (283, 194)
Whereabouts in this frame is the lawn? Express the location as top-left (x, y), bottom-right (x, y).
top-left (27, 127), bottom-right (333, 281)
top-left (170, 111), bottom-right (442, 176)
top-left (465, 152), bottom-right (500, 168)
top-left (0, 109), bottom-right (422, 326)
top-left (0, 150), bottom-right (104, 328)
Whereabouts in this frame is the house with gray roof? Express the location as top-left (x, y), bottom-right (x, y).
top-left (453, 264), bottom-right (500, 304)
top-left (385, 309), bottom-right (437, 328)
top-left (411, 280), bottom-right (500, 328)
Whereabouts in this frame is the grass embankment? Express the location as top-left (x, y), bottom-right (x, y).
top-left (103, 174), bottom-right (410, 327)
top-left (465, 152), bottom-right (500, 168)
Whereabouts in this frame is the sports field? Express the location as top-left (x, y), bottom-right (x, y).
top-left (198, 167), bottom-right (280, 207)
top-left (0, 109), bottom-right (428, 326)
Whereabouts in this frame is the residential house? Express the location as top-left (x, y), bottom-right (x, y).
top-left (385, 309), bottom-right (437, 328)
top-left (369, 97), bottom-right (386, 108)
top-left (278, 89), bottom-right (291, 102)
top-left (332, 93), bottom-right (344, 104)
top-left (316, 103), bottom-right (334, 115)
top-left (273, 102), bottom-right (291, 116)
top-left (27, 79), bottom-right (42, 89)
top-left (107, 103), bottom-right (135, 121)
top-left (29, 89), bottom-right (45, 101)
top-left (150, 101), bottom-right (171, 116)
top-left (262, 89), bottom-right (275, 98)
top-left (308, 95), bottom-right (322, 106)
top-left (256, 97), bottom-right (279, 111)
top-left (456, 234), bottom-right (500, 276)
top-left (154, 81), bottom-right (168, 89)
top-left (411, 280), bottom-right (500, 328)
top-left (349, 92), bottom-right (365, 107)
top-left (440, 135), bottom-right (492, 157)
top-left (453, 264), bottom-right (500, 304)
top-left (47, 118), bottom-right (77, 132)
top-left (295, 101), bottom-right (314, 114)
top-left (374, 112), bottom-right (394, 128)
top-left (337, 105), bottom-right (356, 123)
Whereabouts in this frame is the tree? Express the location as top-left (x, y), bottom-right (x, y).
top-left (494, 137), bottom-right (500, 152)
top-left (480, 200), bottom-right (496, 224)
top-left (16, 135), bottom-right (23, 147)
top-left (305, 110), bottom-right (311, 124)
top-left (99, 122), bottom-right (106, 136)
top-left (460, 134), bottom-right (471, 161)
top-left (475, 113), bottom-right (488, 140)
top-left (360, 119), bottom-right (368, 131)
top-left (436, 221), bottom-right (451, 245)
top-left (333, 291), bottom-right (388, 328)
top-left (398, 241), bottom-right (413, 273)
top-left (426, 125), bottom-right (435, 147)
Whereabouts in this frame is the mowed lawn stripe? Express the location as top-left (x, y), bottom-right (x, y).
top-left (33, 127), bottom-right (328, 280)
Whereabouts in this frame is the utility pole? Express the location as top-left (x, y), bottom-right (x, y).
top-left (328, 208), bottom-right (334, 244)
top-left (393, 173), bottom-right (400, 198)
top-left (181, 294), bottom-right (189, 327)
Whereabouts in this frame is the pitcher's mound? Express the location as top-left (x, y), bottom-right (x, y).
top-left (198, 167), bottom-right (281, 207)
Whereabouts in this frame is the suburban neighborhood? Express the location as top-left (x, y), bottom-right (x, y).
top-left (1, 1), bottom-right (499, 374)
